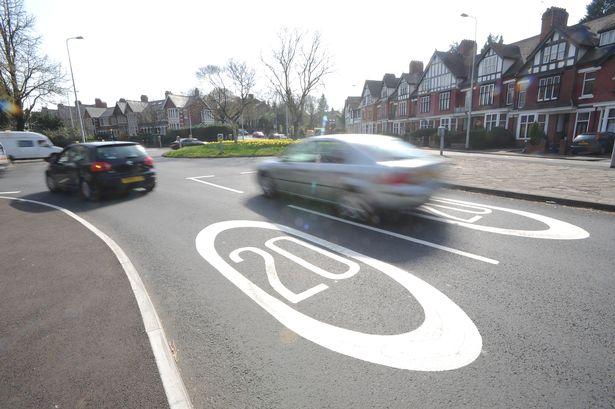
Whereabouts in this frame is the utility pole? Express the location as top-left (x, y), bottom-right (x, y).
top-left (66, 36), bottom-right (86, 143)
top-left (461, 13), bottom-right (477, 150)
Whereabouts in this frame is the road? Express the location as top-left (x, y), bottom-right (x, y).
top-left (1, 153), bottom-right (614, 409)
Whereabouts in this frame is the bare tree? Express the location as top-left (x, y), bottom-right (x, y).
top-left (196, 59), bottom-right (256, 138)
top-left (0, 0), bottom-right (64, 130)
top-left (262, 28), bottom-right (332, 137)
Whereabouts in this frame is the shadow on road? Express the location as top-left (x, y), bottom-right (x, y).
top-left (7, 189), bottom-right (150, 214)
top-left (241, 192), bottom-right (452, 266)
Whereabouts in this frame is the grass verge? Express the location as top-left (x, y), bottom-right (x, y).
top-left (163, 139), bottom-right (295, 158)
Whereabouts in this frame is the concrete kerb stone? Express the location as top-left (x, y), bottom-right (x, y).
top-left (443, 183), bottom-right (615, 213)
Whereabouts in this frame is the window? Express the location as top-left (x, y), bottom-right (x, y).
top-left (605, 109), bottom-right (615, 132)
top-left (485, 114), bottom-right (498, 131)
top-left (518, 114), bottom-right (535, 139)
top-left (599, 30), bottom-right (615, 46)
top-left (538, 76), bottom-right (560, 101)
top-left (439, 91), bottom-right (450, 111)
top-left (439, 117), bottom-right (457, 131)
top-left (283, 141), bottom-right (318, 162)
top-left (506, 82), bottom-right (515, 105)
top-left (419, 119), bottom-right (434, 129)
top-left (393, 123), bottom-right (400, 135)
top-left (420, 96), bottom-right (430, 113)
top-left (531, 33), bottom-right (574, 72)
top-left (168, 108), bottom-right (179, 120)
top-left (317, 141), bottom-right (347, 164)
top-left (575, 112), bottom-right (590, 135)
top-left (479, 84), bottom-right (495, 106)
top-left (398, 101), bottom-right (407, 116)
top-left (17, 140), bottom-right (34, 147)
top-left (399, 83), bottom-right (409, 98)
top-left (581, 72), bottom-right (596, 97)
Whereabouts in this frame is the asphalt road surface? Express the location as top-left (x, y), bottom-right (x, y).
top-left (1, 153), bottom-right (613, 409)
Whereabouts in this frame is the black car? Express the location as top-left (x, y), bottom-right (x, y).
top-left (45, 142), bottom-right (156, 200)
top-left (570, 132), bottom-right (615, 155)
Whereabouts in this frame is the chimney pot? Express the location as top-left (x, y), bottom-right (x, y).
top-left (458, 39), bottom-right (476, 58)
top-left (409, 60), bottom-right (424, 75)
top-left (140, 94), bottom-right (148, 102)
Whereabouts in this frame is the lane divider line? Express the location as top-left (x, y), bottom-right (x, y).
top-left (0, 191), bottom-right (21, 194)
top-left (186, 176), bottom-right (243, 194)
top-left (240, 171), bottom-right (257, 175)
top-left (288, 205), bottom-right (499, 265)
top-left (0, 196), bottom-right (193, 409)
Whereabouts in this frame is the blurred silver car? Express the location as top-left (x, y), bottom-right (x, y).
top-left (256, 134), bottom-right (443, 221)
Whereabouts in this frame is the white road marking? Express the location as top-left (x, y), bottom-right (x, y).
top-left (196, 220), bottom-right (483, 371)
top-left (0, 191), bottom-right (20, 194)
top-left (0, 196), bottom-right (193, 409)
top-left (413, 196), bottom-right (590, 240)
top-left (186, 176), bottom-right (243, 194)
top-left (288, 205), bottom-right (499, 265)
top-left (188, 175), bottom-right (214, 179)
top-left (240, 171), bottom-right (257, 175)
top-left (420, 205), bottom-right (483, 223)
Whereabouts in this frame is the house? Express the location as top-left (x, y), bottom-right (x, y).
top-left (345, 6), bottom-right (615, 152)
top-left (82, 107), bottom-right (107, 136)
top-left (139, 98), bottom-right (167, 136)
top-left (389, 61), bottom-right (423, 136)
top-left (163, 91), bottom-right (215, 132)
top-left (343, 96), bottom-right (362, 133)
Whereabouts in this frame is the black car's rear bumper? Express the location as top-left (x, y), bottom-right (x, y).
top-left (94, 170), bottom-right (156, 191)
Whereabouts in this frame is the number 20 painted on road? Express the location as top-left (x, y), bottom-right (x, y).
top-left (196, 220), bottom-right (482, 372)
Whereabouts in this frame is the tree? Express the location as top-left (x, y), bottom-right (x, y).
top-left (262, 28), bottom-right (332, 137)
top-left (196, 59), bottom-right (256, 138)
top-left (0, 0), bottom-right (64, 130)
top-left (448, 42), bottom-right (460, 53)
top-left (317, 94), bottom-right (328, 127)
top-left (28, 110), bottom-right (62, 132)
top-left (305, 95), bottom-right (317, 129)
top-left (580, 0), bottom-right (615, 22)
top-left (481, 33), bottom-right (504, 54)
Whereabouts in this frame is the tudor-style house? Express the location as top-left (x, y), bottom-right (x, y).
top-left (344, 6), bottom-right (615, 153)
top-left (164, 91), bottom-right (215, 131)
top-left (343, 96), bottom-right (362, 133)
top-left (388, 61), bottom-right (423, 136)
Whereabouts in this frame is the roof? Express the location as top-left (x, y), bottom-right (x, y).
top-left (364, 80), bottom-right (382, 97)
top-left (100, 107), bottom-right (115, 118)
top-left (166, 94), bottom-right (191, 108)
top-left (126, 100), bottom-right (148, 113)
top-left (83, 107), bottom-right (107, 118)
top-left (490, 43), bottom-right (521, 59)
top-left (578, 43), bottom-right (615, 65)
top-left (401, 72), bottom-right (421, 85)
top-left (382, 73), bottom-right (399, 88)
top-left (115, 101), bottom-right (127, 115)
top-left (579, 12), bottom-right (615, 34)
top-left (434, 51), bottom-right (469, 78)
top-left (344, 96), bottom-right (361, 110)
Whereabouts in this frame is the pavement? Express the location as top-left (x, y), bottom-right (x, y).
top-left (0, 199), bottom-right (168, 408)
top-left (425, 150), bottom-right (615, 211)
top-left (1, 155), bottom-right (613, 408)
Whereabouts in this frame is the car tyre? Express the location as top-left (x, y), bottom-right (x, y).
top-left (45, 175), bottom-right (60, 193)
top-left (259, 173), bottom-right (277, 198)
top-left (145, 181), bottom-right (156, 192)
top-left (80, 179), bottom-right (100, 201)
top-left (337, 191), bottom-right (379, 224)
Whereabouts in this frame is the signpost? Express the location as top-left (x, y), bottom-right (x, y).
top-left (438, 126), bottom-right (446, 156)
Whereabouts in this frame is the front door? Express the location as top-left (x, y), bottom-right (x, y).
top-left (50, 147), bottom-right (84, 190)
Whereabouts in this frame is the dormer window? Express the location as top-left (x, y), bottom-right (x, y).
top-left (478, 49), bottom-right (502, 82)
top-left (529, 32), bottom-right (575, 73)
top-left (399, 82), bottom-right (409, 98)
top-left (600, 30), bottom-right (615, 46)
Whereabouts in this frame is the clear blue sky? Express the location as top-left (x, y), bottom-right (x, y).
top-left (29, 0), bottom-right (586, 110)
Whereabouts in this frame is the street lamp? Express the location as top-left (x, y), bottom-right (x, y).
top-left (461, 13), bottom-right (477, 150)
top-left (66, 36), bottom-right (86, 143)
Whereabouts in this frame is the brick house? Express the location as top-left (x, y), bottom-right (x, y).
top-left (163, 91), bottom-right (215, 132)
top-left (359, 80), bottom-right (381, 133)
top-left (388, 61), bottom-right (423, 136)
top-left (343, 96), bottom-right (362, 133)
top-left (345, 6), bottom-right (615, 153)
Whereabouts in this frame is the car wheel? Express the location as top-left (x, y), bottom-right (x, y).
top-left (45, 175), bottom-right (60, 193)
top-left (259, 173), bottom-right (276, 198)
top-left (337, 192), bottom-right (379, 224)
top-left (145, 181), bottom-right (156, 192)
top-left (80, 179), bottom-right (100, 201)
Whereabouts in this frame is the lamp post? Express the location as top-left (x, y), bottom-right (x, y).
top-left (66, 36), bottom-right (86, 143)
top-left (461, 13), bottom-right (477, 150)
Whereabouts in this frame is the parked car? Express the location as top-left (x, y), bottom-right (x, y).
top-left (256, 134), bottom-right (443, 222)
top-left (570, 132), bottom-right (615, 155)
top-left (170, 138), bottom-right (205, 150)
top-left (45, 142), bottom-right (155, 201)
top-left (271, 133), bottom-right (287, 139)
top-left (252, 131), bottom-right (266, 138)
top-left (0, 131), bottom-right (63, 160)
top-left (0, 142), bottom-right (9, 171)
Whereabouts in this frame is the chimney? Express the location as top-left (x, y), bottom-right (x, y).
top-left (165, 91), bottom-right (171, 97)
top-left (541, 7), bottom-right (568, 39)
top-left (409, 60), bottom-right (424, 75)
top-left (140, 94), bottom-right (148, 102)
top-left (94, 98), bottom-right (107, 108)
top-left (119, 98), bottom-right (126, 102)
top-left (193, 89), bottom-right (199, 97)
top-left (458, 39), bottom-right (476, 58)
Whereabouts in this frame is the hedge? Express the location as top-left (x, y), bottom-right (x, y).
top-left (407, 126), bottom-right (515, 149)
top-left (164, 125), bottom-right (234, 143)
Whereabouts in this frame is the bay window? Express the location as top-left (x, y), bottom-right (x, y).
top-left (439, 91), bottom-right (451, 111)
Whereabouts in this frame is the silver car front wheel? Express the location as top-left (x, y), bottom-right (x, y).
top-left (337, 192), bottom-right (379, 224)
top-left (259, 174), bottom-right (276, 198)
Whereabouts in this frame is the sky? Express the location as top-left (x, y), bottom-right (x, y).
top-left (29, 0), bottom-right (587, 111)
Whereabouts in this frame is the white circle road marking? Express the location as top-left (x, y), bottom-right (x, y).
top-left (196, 220), bottom-right (482, 371)
top-left (412, 196), bottom-right (590, 240)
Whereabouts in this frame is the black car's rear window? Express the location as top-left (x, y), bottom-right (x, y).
top-left (96, 144), bottom-right (146, 161)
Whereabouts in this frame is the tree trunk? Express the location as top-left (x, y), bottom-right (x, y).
top-left (14, 105), bottom-right (25, 131)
